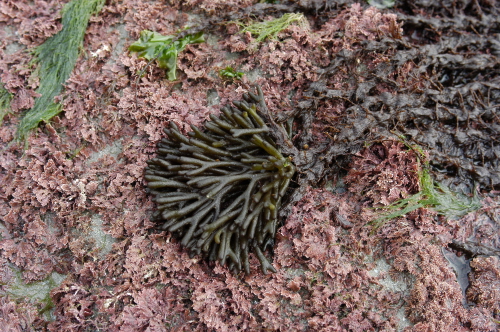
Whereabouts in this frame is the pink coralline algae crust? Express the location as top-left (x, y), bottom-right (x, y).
top-left (345, 142), bottom-right (500, 331)
top-left (0, 295), bottom-right (39, 331)
top-left (0, 1), bottom-right (499, 332)
top-left (467, 257), bottom-right (500, 314)
top-left (344, 140), bottom-right (421, 206)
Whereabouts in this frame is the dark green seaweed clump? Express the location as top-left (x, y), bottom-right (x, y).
top-left (145, 87), bottom-right (295, 274)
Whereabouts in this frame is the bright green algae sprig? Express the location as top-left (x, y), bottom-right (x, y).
top-left (144, 87), bottom-right (295, 274)
top-left (129, 30), bottom-right (204, 81)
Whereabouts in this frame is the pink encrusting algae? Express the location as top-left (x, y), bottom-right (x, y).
top-left (0, 1), bottom-right (499, 331)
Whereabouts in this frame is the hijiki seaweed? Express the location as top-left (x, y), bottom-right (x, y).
top-left (145, 87), bottom-right (295, 274)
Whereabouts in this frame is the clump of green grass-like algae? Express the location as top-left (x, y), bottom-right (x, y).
top-left (0, 82), bottom-right (13, 124)
top-left (371, 145), bottom-right (481, 232)
top-left (17, 0), bottom-right (105, 141)
top-left (239, 13), bottom-right (306, 42)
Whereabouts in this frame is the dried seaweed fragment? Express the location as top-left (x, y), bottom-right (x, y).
top-left (145, 87), bottom-right (295, 274)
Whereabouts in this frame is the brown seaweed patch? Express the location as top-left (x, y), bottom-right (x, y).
top-left (145, 87), bottom-right (295, 274)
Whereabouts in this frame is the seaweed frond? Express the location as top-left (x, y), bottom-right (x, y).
top-left (129, 30), bottom-right (204, 81)
top-left (17, 0), bottom-right (105, 141)
top-left (0, 82), bottom-right (13, 124)
top-left (144, 86), bottom-right (295, 274)
top-left (371, 144), bottom-right (481, 232)
top-left (239, 13), bottom-right (306, 43)
top-left (219, 67), bottom-right (244, 81)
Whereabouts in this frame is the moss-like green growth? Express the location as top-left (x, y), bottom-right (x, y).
top-left (145, 87), bottom-right (295, 274)
top-left (129, 30), bottom-right (204, 81)
top-left (239, 13), bottom-right (306, 43)
top-left (371, 145), bottom-right (481, 231)
top-left (0, 82), bottom-right (13, 124)
top-left (6, 269), bottom-right (66, 321)
top-left (16, 0), bottom-right (104, 141)
top-left (219, 66), bottom-right (244, 81)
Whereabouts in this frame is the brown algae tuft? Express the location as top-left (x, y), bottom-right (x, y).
top-left (144, 86), bottom-right (295, 274)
